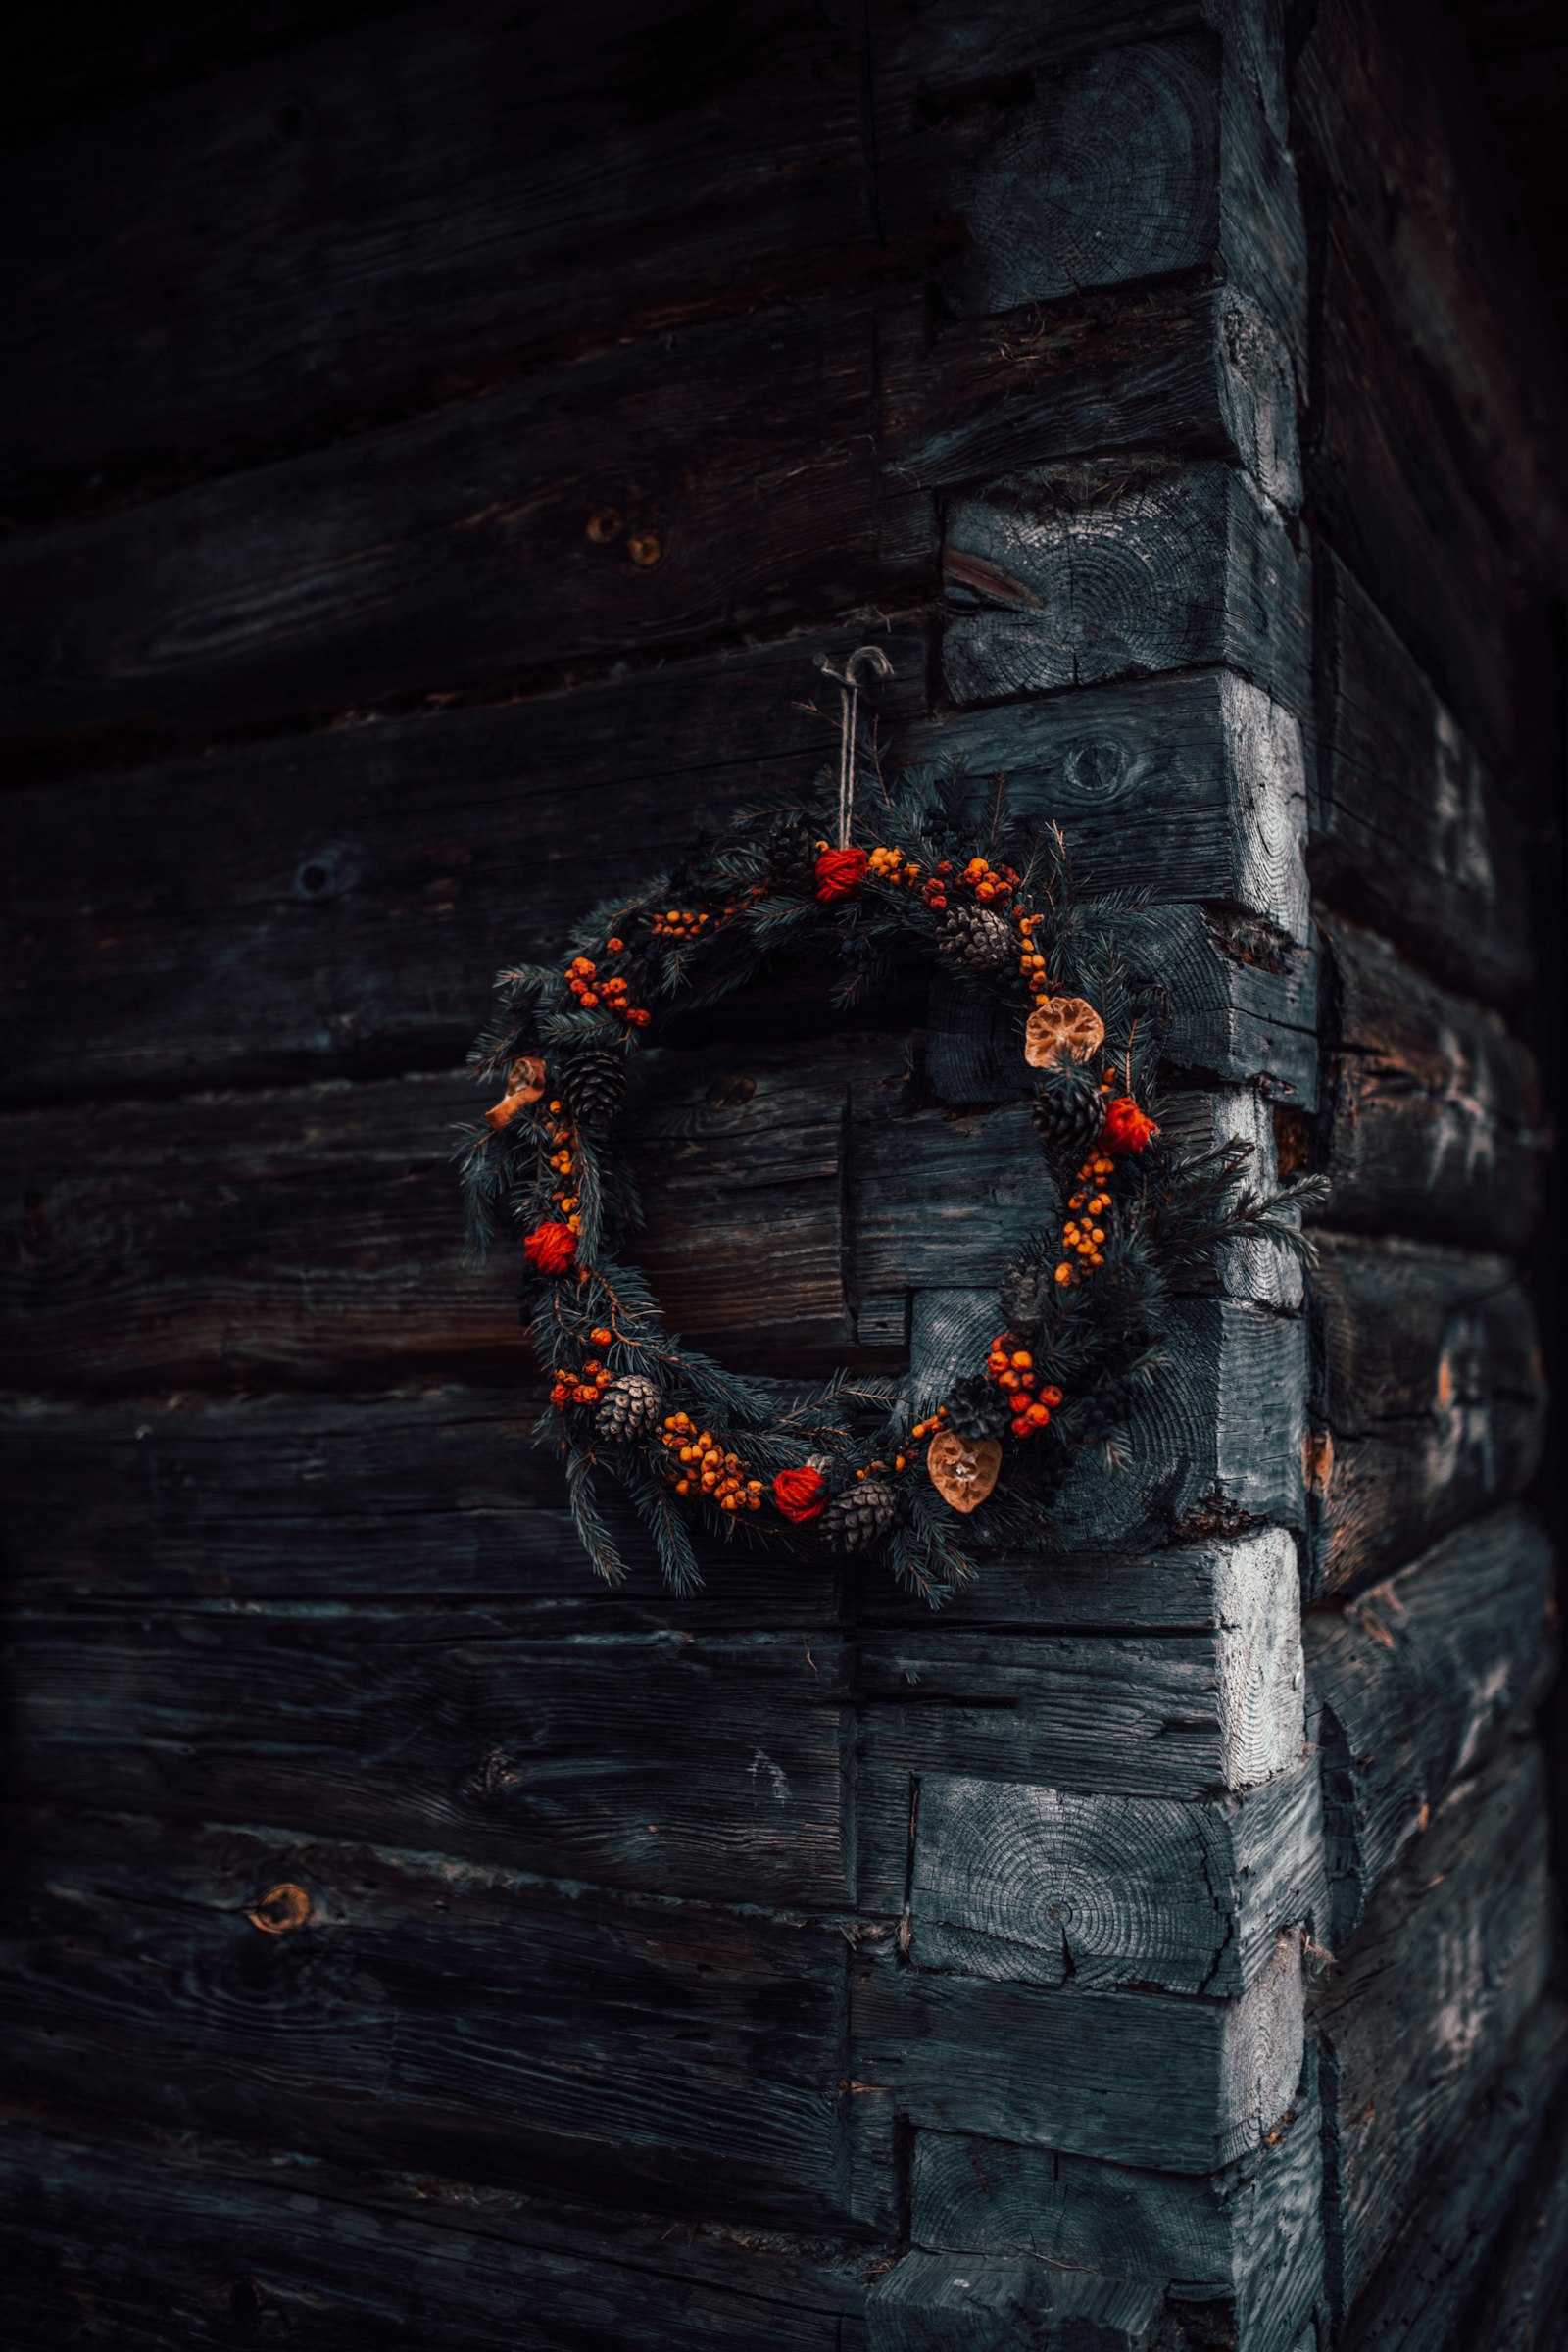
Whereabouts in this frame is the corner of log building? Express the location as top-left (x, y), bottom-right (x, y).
top-left (1, 0), bottom-right (1565, 2345)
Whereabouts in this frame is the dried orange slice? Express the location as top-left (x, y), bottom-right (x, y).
top-left (1024, 995), bottom-right (1105, 1070)
top-left (926, 1430), bottom-right (1003, 1514)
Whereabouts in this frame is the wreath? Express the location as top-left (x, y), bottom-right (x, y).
top-left (461, 651), bottom-right (1322, 1604)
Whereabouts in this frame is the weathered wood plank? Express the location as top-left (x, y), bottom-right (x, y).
top-left (0, 292), bottom-right (928, 742)
top-left (0, 1813), bottom-right (856, 2235)
top-left (1341, 2000), bottom-right (1568, 2352)
top-left (0, 623), bottom-right (927, 1104)
top-left (942, 460), bottom-right (1310, 718)
top-left (906, 669), bottom-right (1309, 944)
top-left (1309, 552), bottom-right (1533, 1006)
top-left (1318, 913), bottom-right (1544, 1250)
top-left (5, 1611), bottom-right (851, 1902)
top-left (865, 2252), bottom-right (1162, 2350)
top-left (1464, 2055), bottom-right (1568, 2352)
top-left (1313, 1740), bottom-right (1554, 2321)
top-left (1305, 1509), bottom-right (1557, 1944)
top-left (907, 1760), bottom-right (1322, 1995)
top-left (851, 1919), bottom-right (1304, 2175)
top-left (908, 2093), bottom-right (1324, 2350)
top-left (1306, 1231), bottom-right (1545, 1598)
top-left (0, 0), bottom-right (872, 519)
top-left (0, 1386), bottom-right (843, 1623)
top-left (860, 1533), bottom-right (1301, 1635)
top-left (857, 1528), bottom-right (1306, 1909)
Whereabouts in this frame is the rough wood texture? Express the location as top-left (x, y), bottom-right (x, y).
top-left (907, 1762), bottom-right (1323, 1995)
top-left (1313, 1741), bottom-right (1555, 2321)
top-left (865, 2252), bottom-right (1162, 2350)
top-left (0, 2099), bottom-right (871, 2351)
top-left (1318, 913), bottom-right (1544, 1250)
top-left (908, 2095), bottom-right (1323, 2348)
top-left (942, 460), bottom-right (1310, 718)
top-left (1308, 553), bottom-right (1532, 1007)
top-left (1305, 1509), bottom-right (1557, 1943)
top-left (5, 1608), bottom-right (851, 1902)
top-left (0, 1812), bottom-right (854, 2228)
top-left (1305, 1231), bottom-right (1545, 1597)
top-left (852, 1920), bottom-right (1304, 2177)
top-left (1341, 2000), bottom-right (1568, 2352)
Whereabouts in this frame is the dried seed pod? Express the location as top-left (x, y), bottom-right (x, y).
top-left (1024, 996), bottom-right (1105, 1071)
top-left (926, 1429), bottom-right (1003, 1514)
top-left (485, 1053), bottom-right (548, 1130)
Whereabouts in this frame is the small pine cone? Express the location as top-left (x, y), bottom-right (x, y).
top-left (944, 1377), bottom-right (1013, 1445)
top-left (819, 1475), bottom-right (900, 1555)
top-left (561, 1041), bottom-right (627, 1128)
top-left (594, 1372), bottom-right (663, 1443)
top-left (1031, 1060), bottom-right (1105, 1156)
top-left (763, 809), bottom-right (819, 893)
top-left (936, 903), bottom-right (1014, 974)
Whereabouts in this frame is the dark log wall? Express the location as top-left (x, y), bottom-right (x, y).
top-left (0, 2), bottom-right (1562, 2346)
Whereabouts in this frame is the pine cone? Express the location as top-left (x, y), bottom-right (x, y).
top-left (594, 1372), bottom-right (663, 1443)
top-left (936, 903), bottom-right (1014, 973)
top-left (762, 809), bottom-right (819, 894)
top-left (1031, 1060), bottom-right (1105, 1156)
top-left (944, 1377), bottom-right (1013, 1445)
top-left (561, 1041), bottom-right (627, 1129)
top-left (820, 1475), bottom-right (899, 1555)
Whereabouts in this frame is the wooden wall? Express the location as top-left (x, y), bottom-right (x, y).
top-left (0, 1), bottom-right (1562, 2345)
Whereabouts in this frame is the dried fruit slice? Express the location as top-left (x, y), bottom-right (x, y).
top-left (926, 1429), bottom-right (1003, 1514)
top-left (1024, 995), bottom-right (1105, 1070)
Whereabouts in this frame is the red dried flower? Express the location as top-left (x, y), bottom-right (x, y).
top-left (522, 1220), bottom-right (577, 1276)
top-left (1102, 1096), bottom-right (1159, 1155)
top-left (814, 846), bottom-right (869, 902)
top-left (773, 1466), bottom-right (828, 1523)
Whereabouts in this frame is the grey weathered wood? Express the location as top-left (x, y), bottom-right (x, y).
top-left (0, 291), bottom-right (929, 742)
top-left (865, 2251), bottom-right (1162, 2350)
top-left (5, 1609), bottom-right (852, 1902)
top-left (1306, 1231), bottom-right (1546, 1597)
top-left (1465, 2057), bottom-right (1568, 2352)
top-left (1341, 2000), bottom-right (1568, 2352)
top-left (857, 1527), bottom-right (1306, 1906)
top-left (1313, 1741), bottom-right (1554, 2321)
top-left (908, 1760), bottom-right (1323, 1994)
top-left (852, 1920), bottom-right (1304, 2175)
top-left (1309, 553), bottom-right (1533, 1005)
top-left (1305, 1509), bottom-right (1557, 1943)
top-left (0, 2100), bottom-right (867, 2352)
top-left (1318, 912), bottom-right (1543, 1250)
top-left (942, 461), bottom-right (1310, 719)
top-left (0, 1385), bottom-right (843, 1623)
top-left (909, 2092), bottom-right (1324, 2349)
top-left (0, 1813), bottom-right (854, 2229)
top-left (906, 668), bottom-right (1310, 944)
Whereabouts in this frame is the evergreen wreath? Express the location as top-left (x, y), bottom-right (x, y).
top-left (461, 650), bottom-right (1325, 1605)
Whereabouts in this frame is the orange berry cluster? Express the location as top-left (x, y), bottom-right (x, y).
top-left (648, 906), bottom-right (710, 942)
top-left (985, 1334), bottom-right (1064, 1440)
top-left (564, 942), bottom-right (651, 1026)
top-left (660, 1411), bottom-right (766, 1511)
top-left (909, 1404), bottom-right (949, 1441)
top-left (921, 856), bottom-right (1017, 914)
top-left (550, 1354), bottom-right (613, 1412)
top-left (544, 1099), bottom-right (584, 1232)
top-left (1054, 1151), bottom-right (1117, 1286)
top-left (1017, 911), bottom-right (1052, 1003)
top-left (867, 844), bottom-right (923, 887)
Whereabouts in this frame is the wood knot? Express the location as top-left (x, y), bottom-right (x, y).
top-left (626, 529), bottom-right (663, 566)
top-left (245, 1883), bottom-right (312, 1935)
top-left (586, 507), bottom-right (623, 543)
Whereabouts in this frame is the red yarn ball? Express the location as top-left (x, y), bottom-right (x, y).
top-left (814, 846), bottom-right (869, 902)
top-left (522, 1220), bottom-right (577, 1275)
top-left (773, 1466), bottom-right (828, 1523)
top-left (1102, 1096), bottom-right (1159, 1155)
